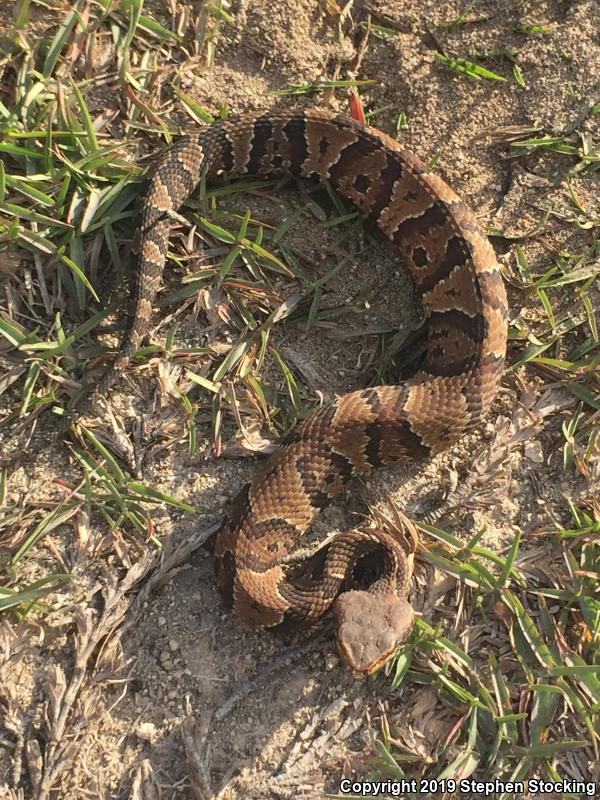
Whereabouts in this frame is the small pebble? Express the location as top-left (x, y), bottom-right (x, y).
top-left (524, 440), bottom-right (544, 463)
top-left (136, 722), bottom-right (156, 741)
top-left (325, 654), bottom-right (339, 671)
top-left (169, 639), bottom-right (179, 652)
top-left (158, 616), bottom-right (167, 626)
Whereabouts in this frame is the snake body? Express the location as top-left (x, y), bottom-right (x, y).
top-left (105, 109), bottom-right (508, 672)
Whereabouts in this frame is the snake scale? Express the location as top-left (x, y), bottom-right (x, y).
top-left (57, 109), bottom-right (511, 673)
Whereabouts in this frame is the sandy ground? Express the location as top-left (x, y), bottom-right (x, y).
top-left (1, 1), bottom-right (599, 798)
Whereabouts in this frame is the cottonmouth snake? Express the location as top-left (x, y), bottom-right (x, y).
top-left (31, 109), bottom-right (511, 673)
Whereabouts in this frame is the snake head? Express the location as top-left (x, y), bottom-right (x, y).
top-left (333, 590), bottom-right (415, 675)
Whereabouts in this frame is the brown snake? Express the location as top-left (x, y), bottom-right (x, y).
top-left (20, 109), bottom-right (510, 673)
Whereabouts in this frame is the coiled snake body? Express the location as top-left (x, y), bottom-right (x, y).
top-left (106, 109), bottom-right (508, 673)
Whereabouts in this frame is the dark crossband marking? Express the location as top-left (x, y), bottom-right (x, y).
top-left (282, 116), bottom-right (308, 175)
top-left (246, 117), bottom-right (275, 174)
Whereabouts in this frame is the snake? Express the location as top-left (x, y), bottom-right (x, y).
top-left (27, 109), bottom-right (511, 673)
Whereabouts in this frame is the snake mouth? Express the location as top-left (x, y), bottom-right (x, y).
top-left (333, 589), bottom-right (415, 675)
top-left (336, 638), bottom-right (396, 676)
